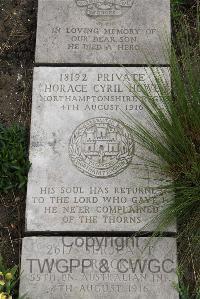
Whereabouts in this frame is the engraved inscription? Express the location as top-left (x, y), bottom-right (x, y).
top-left (19, 237), bottom-right (178, 299)
top-left (26, 67), bottom-right (173, 232)
top-left (36, 0), bottom-right (170, 64)
top-left (69, 117), bottom-right (134, 178)
top-left (75, 0), bottom-right (134, 17)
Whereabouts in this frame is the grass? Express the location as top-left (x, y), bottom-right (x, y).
top-left (0, 255), bottom-right (18, 299)
top-left (175, 271), bottom-right (200, 299)
top-left (124, 11), bottom-right (200, 297)
top-left (171, 0), bottom-right (186, 20)
top-left (0, 124), bottom-right (30, 193)
top-left (0, 256), bottom-right (27, 299)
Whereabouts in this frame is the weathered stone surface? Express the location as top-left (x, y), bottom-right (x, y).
top-left (19, 236), bottom-right (178, 299)
top-left (26, 66), bottom-right (174, 232)
top-left (35, 0), bottom-right (170, 64)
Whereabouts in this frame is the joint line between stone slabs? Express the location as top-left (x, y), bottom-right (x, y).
top-left (24, 231), bottom-right (177, 238)
top-left (34, 63), bottom-right (170, 68)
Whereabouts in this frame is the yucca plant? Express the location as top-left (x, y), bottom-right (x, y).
top-left (124, 12), bottom-right (200, 297)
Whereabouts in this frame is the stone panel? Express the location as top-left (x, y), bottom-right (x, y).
top-left (26, 66), bottom-right (174, 232)
top-left (35, 0), bottom-right (170, 64)
top-left (19, 236), bottom-right (178, 299)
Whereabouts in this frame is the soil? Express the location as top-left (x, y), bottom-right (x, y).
top-left (0, 0), bottom-right (36, 126)
top-left (0, 0), bottom-right (37, 269)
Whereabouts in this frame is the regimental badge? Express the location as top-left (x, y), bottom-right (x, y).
top-left (75, 0), bottom-right (134, 17)
top-left (69, 117), bottom-right (134, 178)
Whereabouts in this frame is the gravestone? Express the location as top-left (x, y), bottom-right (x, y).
top-left (19, 236), bottom-right (178, 299)
top-left (26, 66), bottom-right (175, 232)
top-left (20, 1), bottom-right (178, 298)
top-left (35, 0), bottom-right (170, 64)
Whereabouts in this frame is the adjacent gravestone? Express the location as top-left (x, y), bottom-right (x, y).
top-left (19, 236), bottom-right (178, 299)
top-left (26, 66), bottom-right (174, 232)
top-left (35, 0), bottom-right (170, 64)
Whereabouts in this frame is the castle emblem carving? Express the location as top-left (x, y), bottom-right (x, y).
top-left (69, 117), bottom-right (134, 178)
top-left (75, 0), bottom-right (134, 17)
